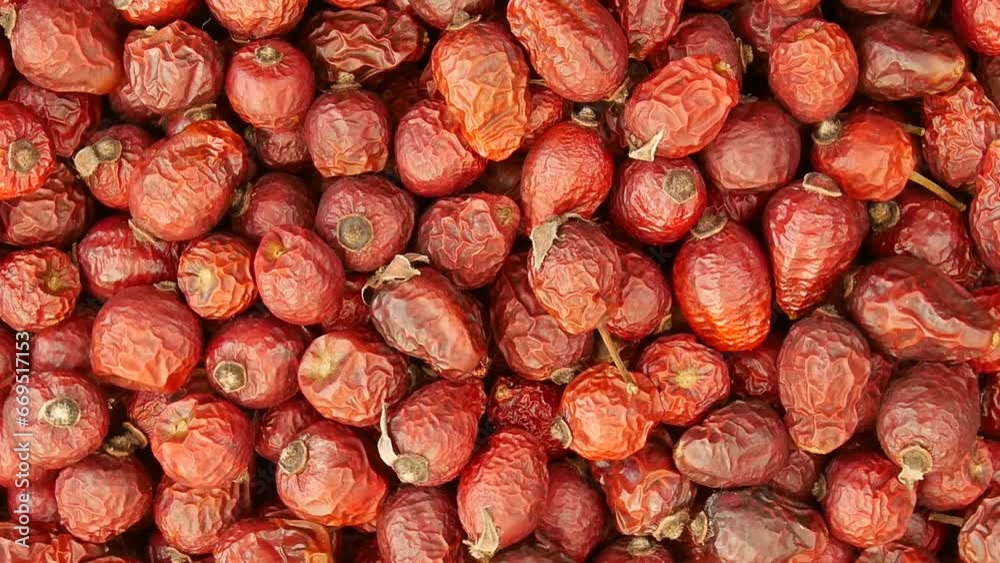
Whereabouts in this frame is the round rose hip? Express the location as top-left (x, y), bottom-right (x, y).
top-left (213, 518), bottom-right (335, 562)
top-left (922, 74), bottom-right (1000, 189)
top-left (177, 234), bottom-right (256, 321)
top-left (637, 333), bottom-right (730, 427)
top-left (255, 396), bottom-right (322, 463)
top-left (55, 454), bottom-right (153, 543)
top-left (0, 246), bottom-right (80, 331)
top-left (91, 285), bottom-right (203, 393)
top-left (0, 101), bottom-right (56, 200)
top-left (304, 85), bottom-right (391, 177)
top-left (73, 125), bottom-right (154, 211)
top-left (75, 215), bottom-right (182, 301)
top-left (606, 244), bottom-right (673, 341)
top-left (231, 173), bottom-right (316, 243)
top-left (32, 308), bottom-right (94, 373)
top-left (593, 536), bottom-right (674, 562)
top-left (953, 0), bottom-right (1000, 56)
top-left (0, 163), bottom-right (92, 248)
top-left (395, 99), bottom-right (486, 198)
top-left (115, 0), bottom-right (200, 26)
top-left (376, 486), bottom-right (464, 563)
top-left (154, 480), bottom-right (244, 555)
top-left (226, 40), bottom-right (315, 131)
top-left (244, 127), bottom-right (310, 172)
top-left (254, 225), bottom-right (345, 326)
top-left (206, 0), bottom-right (307, 39)
top-left (7, 79), bottom-right (102, 158)
top-left (609, 156), bottom-right (707, 245)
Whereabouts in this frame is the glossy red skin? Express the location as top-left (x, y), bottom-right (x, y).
top-left (322, 273), bottom-right (370, 331)
top-left (123, 22), bottom-right (224, 116)
top-left (73, 125), bottom-right (154, 211)
top-left (769, 19), bottom-right (859, 124)
top-left (245, 127), bottom-right (310, 172)
top-left (857, 19), bottom-right (965, 101)
top-left (254, 225), bottom-right (345, 326)
top-left (490, 253), bottom-right (594, 381)
top-left (607, 245), bottom-right (672, 341)
top-left (637, 334), bottom-right (730, 427)
top-left (559, 363), bottom-right (662, 461)
top-left (701, 100), bottom-right (801, 194)
top-left (614, 0), bottom-right (683, 60)
top-left (7, 79), bottom-right (102, 158)
top-left (778, 314), bottom-right (871, 454)
top-left (624, 55), bottom-right (739, 158)
top-left (206, 0), bottom-right (307, 39)
top-left (507, 0), bottom-right (626, 102)
top-left (519, 86), bottom-right (568, 151)
top-left (370, 264), bottom-right (489, 380)
top-left (654, 14), bottom-right (744, 87)
top-left (31, 308), bottom-right (93, 373)
top-left (0, 163), bottom-right (91, 248)
top-left (226, 40), bottom-right (315, 131)
top-left (231, 173), bottom-right (316, 243)
top-left (870, 189), bottom-right (980, 287)
top-left (973, 142), bottom-right (1000, 273)
top-left (1, 370), bottom-right (107, 471)
top-left (954, 0), bottom-right (1000, 56)
top-left (983, 56), bottom-right (1000, 108)
top-left (536, 460), bottom-right (607, 561)
top-left (92, 286), bottom-right (203, 393)
top-left (733, 0), bottom-right (817, 60)
top-left (116, 0), bottom-right (200, 26)
top-left (919, 437), bottom-right (993, 511)
top-left (255, 396), bottom-right (322, 462)
top-left (521, 121), bottom-right (614, 231)
top-left (75, 215), bottom-right (182, 301)
top-left (922, 73), bottom-right (1000, 188)
top-left (213, 518), bottom-right (336, 563)
top-left (298, 329), bottom-right (408, 427)
top-left (395, 99), bottom-right (486, 198)
top-left (591, 431), bottom-right (696, 539)
top-left (206, 316), bottom-right (309, 409)
top-left (856, 543), bottom-right (936, 563)
top-left (0, 101), bottom-right (57, 201)
top-left (901, 512), bottom-right (946, 553)
top-left (609, 156), bottom-right (707, 245)
top-left (304, 88), bottom-right (391, 177)
top-left (812, 113), bottom-right (915, 202)
top-left (416, 193), bottom-right (520, 289)
top-left (376, 486), bottom-right (464, 563)
top-left (130, 120), bottom-right (249, 242)
top-left (55, 454), bottom-right (153, 543)
top-left (823, 449), bottom-right (916, 548)
top-left (878, 362), bottom-right (981, 481)
top-left (7, 472), bottom-right (58, 528)
top-left (0, 246), bottom-right (80, 331)
top-left (855, 353), bottom-right (894, 433)
top-left (593, 537), bottom-right (674, 562)
top-left (848, 256), bottom-right (999, 361)
top-left (278, 420), bottom-right (388, 527)
top-left (673, 218), bottom-right (772, 351)
top-left (729, 332), bottom-right (783, 408)
top-left (7, 0), bottom-right (124, 95)
top-left (486, 377), bottom-right (564, 457)
top-left (431, 22), bottom-right (530, 161)
top-left (384, 379), bottom-right (486, 485)
top-left (154, 480), bottom-right (244, 554)
top-left (178, 234), bottom-right (257, 321)
top-left (457, 428), bottom-right (549, 555)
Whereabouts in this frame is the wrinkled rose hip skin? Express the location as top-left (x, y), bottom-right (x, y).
top-left (674, 400), bottom-right (790, 488)
top-left (922, 73), bottom-right (1000, 188)
top-left (226, 40), bottom-right (315, 132)
top-left (535, 460), bottom-right (607, 561)
top-left (732, 0), bottom-right (817, 60)
top-left (31, 308), bottom-right (95, 373)
top-left (637, 334), bottom-right (730, 427)
top-left (7, 79), bottom-right (102, 158)
top-left (322, 272), bottom-right (371, 332)
top-left (857, 19), bottom-right (966, 101)
top-left (778, 312), bottom-right (871, 454)
top-left (877, 362), bottom-right (980, 485)
top-left (457, 428), bottom-right (549, 561)
top-left (487, 376), bottom-right (566, 457)
top-left (378, 379), bottom-right (486, 485)
top-left (177, 234), bottom-right (257, 321)
top-left (115, 0), bottom-right (200, 26)
top-left (972, 141), bottom-right (1000, 273)
top-left (656, 14), bottom-right (746, 87)
top-left (0, 163), bottom-right (92, 248)
top-left (592, 536), bottom-right (675, 563)
top-left (206, 0), bottom-right (308, 40)
top-left (231, 173), bottom-right (316, 243)
top-left (958, 495), bottom-right (1000, 562)
top-left (367, 255), bottom-right (489, 380)
top-left (953, 0), bottom-right (1000, 56)
top-left (768, 448), bottom-right (821, 500)
top-left (304, 84), bottom-right (391, 177)
top-left (409, 0), bottom-right (493, 29)
top-left (609, 156), bottom-right (707, 245)
top-left (255, 396), bottom-right (322, 462)
top-left (0, 246), bottom-right (80, 332)
top-left (607, 243), bottom-right (673, 341)
top-left (673, 213), bottom-right (772, 351)
top-left (75, 215), bottom-right (181, 301)
top-left (376, 486), bottom-right (464, 563)
top-left (0, 100), bottom-right (56, 201)
top-left (55, 454), bottom-right (153, 544)
top-left (213, 518), bottom-right (335, 563)
top-left (918, 437), bottom-right (993, 511)
top-left (74, 125), bottom-right (153, 211)
top-left (254, 225), bottom-right (345, 326)
top-left (848, 256), bottom-right (999, 361)
top-left (614, 0), bottom-right (683, 60)
top-left (768, 19), bottom-right (858, 124)
top-left (154, 479), bottom-right (244, 554)
top-left (729, 332), bottom-right (783, 407)
top-left (394, 99), bottom-right (486, 198)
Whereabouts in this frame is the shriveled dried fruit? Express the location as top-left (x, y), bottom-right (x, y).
top-left (606, 243), bottom-right (673, 341)
top-left (768, 448), bottom-right (821, 500)
top-left (918, 437), bottom-right (993, 511)
top-left (154, 480), bottom-right (244, 554)
top-left (376, 486), bottom-right (464, 563)
top-left (395, 99), bottom-right (486, 198)
top-left (230, 173), bottom-right (316, 243)
top-left (245, 126), bottom-right (310, 172)
top-left (972, 141), bottom-right (1000, 273)
top-left (55, 454), bottom-right (153, 543)
top-left (592, 536), bottom-right (674, 563)
top-left (637, 334), bottom-right (730, 427)
top-left (177, 234), bottom-right (257, 321)
top-left (226, 40), bottom-right (315, 131)
top-left (655, 14), bottom-right (746, 87)
top-left (0, 163), bottom-right (91, 248)
top-left (206, 0), bottom-right (308, 40)
top-left (857, 19), bottom-right (966, 101)
top-left (7, 79), bottom-right (102, 157)
top-left (0, 100), bottom-right (56, 200)
top-left (73, 125), bottom-right (154, 211)
top-left (0, 246), bottom-right (80, 331)
top-left (922, 73), bottom-right (1000, 188)
top-left (115, 0), bottom-right (200, 27)
top-left (255, 396), bottom-right (322, 462)
top-left (254, 225), bottom-right (345, 326)
top-left (953, 0), bottom-right (1000, 56)
top-left (729, 332), bottom-right (783, 407)
top-left (609, 156), bottom-right (707, 245)
top-left (304, 84), bottom-right (391, 177)
top-left (31, 308), bottom-right (94, 373)
top-left (213, 518), bottom-right (335, 563)
top-left (75, 215), bottom-right (181, 301)
top-left (615, 0), bottom-right (683, 60)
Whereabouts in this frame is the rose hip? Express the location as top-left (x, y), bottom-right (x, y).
top-left (7, 473), bottom-right (58, 528)
top-left (321, 272), bottom-right (370, 332)
top-left (73, 125), bottom-right (154, 211)
top-left (953, 0), bottom-right (1000, 56)
top-left (856, 543), bottom-right (936, 563)
top-left (206, 0), bottom-right (307, 40)
top-left (213, 518), bottom-right (335, 562)
top-left (858, 19), bottom-right (966, 101)
top-left (245, 126), bottom-right (310, 172)
top-left (655, 14), bottom-right (746, 87)
top-left (519, 85), bottom-right (568, 151)
top-left (7, 79), bottom-right (102, 158)
top-left (75, 215), bottom-right (182, 301)
top-left (536, 460), bottom-right (607, 561)
top-left (839, 0), bottom-right (933, 21)
top-left (972, 142), bottom-right (1000, 273)
top-left (254, 225), bottom-right (345, 326)
top-left (637, 334), bottom-right (730, 427)
top-left (154, 480), bottom-right (244, 554)
top-left (486, 376), bottom-right (565, 457)
top-left (376, 486), bottom-right (464, 563)
top-left (593, 537), bottom-right (674, 563)
top-left (177, 234), bottom-right (257, 321)
top-left (0, 246), bottom-right (80, 331)
top-left (55, 454), bottom-right (153, 543)
top-left (733, 0), bottom-right (817, 60)
top-left (607, 244), bottom-right (673, 341)
top-left (0, 163), bottom-right (91, 248)
top-left (115, 0), bottom-right (200, 26)
top-left (768, 448), bottom-right (821, 500)
top-left (394, 100), bottom-right (486, 198)
top-left (901, 511), bottom-right (947, 554)
top-left (226, 40), bottom-right (315, 132)
top-left (255, 396), bottom-right (322, 462)
top-left (230, 173), bottom-right (315, 243)
top-left (32, 308), bottom-right (94, 373)
top-left (922, 73), bottom-right (1000, 189)
top-left (0, 100), bottom-right (56, 200)
top-left (304, 84), bottom-right (391, 177)
top-left (729, 332), bottom-right (783, 407)
top-left (609, 156), bottom-right (707, 245)
top-left (918, 437), bottom-right (993, 511)
top-left (983, 56), bottom-right (1000, 107)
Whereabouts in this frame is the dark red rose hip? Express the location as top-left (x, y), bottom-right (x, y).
top-left (254, 225), bottom-right (345, 326)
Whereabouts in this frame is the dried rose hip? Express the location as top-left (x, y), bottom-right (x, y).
top-left (973, 142), bottom-right (1000, 272)
top-left (607, 244), bottom-right (672, 341)
top-left (32, 308), bottom-right (94, 373)
top-left (92, 286), bottom-right (202, 393)
top-left (0, 246), bottom-right (80, 331)
top-left (73, 125), bottom-right (154, 211)
top-left (2, 0), bottom-right (124, 95)
top-left (733, 0), bottom-right (816, 60)
top-left (778, 312), bottom-right (871, 454)
top-left (226, 40), bottom-right (315, 132)
top-left (673, 213), bottom-right (772, 351)
top-left (486, 376), bottom-right (565, 457)
top-left (768, 19), bottom-right (858, 124)
top-left (615, 0), bottom-right (683, 60)
top-left (2, 370), bottom-right (108, 471)
top-left (592, 431), bottom-right (696, 540)
top-left (877, 362), bottom-right (981, 486)
top-left (655, 14), bottom-right (746, 87)
top-left (688, 488), bottom-right (828, 561)
top-left (556, 363), bottom-right (661, 461)
top-left (922, 73), bottom-right (1000, 188)
top-left (431, 22), bottom-right (530, 161)
top-left (304, 84), bottom-right (391, 177)
top-left (519, 85), bottom-right (567, 150)
top-left (395, 99), bottom-right (486, 198)
top-left (857, 19), bottom-right (965, 101)
top-left (378, 379), bottom-right (486, 485)
top-left (624, 55), bottom-right (739, 159)
top-left (7, 473), bottom-right (58, 528)
top-left (416, 193), bottom-right (520, 289)
top-left (7, 79), bottom-right (102, 158)
top-left (126, 374), bottom-right (212, 440)
top-left (129, 120), bottom-right (250, 242)
top-left (918, 437), bottom-right (993, 511)
top-left (205, 315), bottom-right (309, 409)
top-left (76, 215), bottom-right (182, 301)
top-left (535, 460), bottom-right (607, 561)
top-left (457, 428), bottom-right (549, 560)
top-left (177, 234), bottom-right (257, 321)
top-left (154, 480), bottom-right (244, 554)
top-left (367, 255), bottom-right (489, 380)
top-left (315, 175), bottom-right (416, 273)
top-left (408, 0), bottom-right (492, 28)
top-left (376, 486), bottom-right (464, 562)
top-left (983, 56), bottom-right (1000, 107)
top-left (594, 537), bottom-right (674, 562)
top-left (230, 173), bottom-right (315, 244)
top-left (609, 156), bottom-right (707, 245)
top-left (278, 420), bottom-right (387, 526)
top-left (0, 163), bottom-right (91, 248)
top-left (856, 543), bottom-right (936, 563)
top-left (152, 393), bottom-right (255, 488)
top-left (0, 100), bottom-right (56, 200)
top-left (491, 253), bottom-right (593, 382)
top-left (839, 0), bottom-right (933, 21)
top-left (159, 103), bottom-right (221, 136)
top-left (637, 334), bottom-right (730, 427)
top-left (255, 396), bottom-right (322, 462)
top-left (901, 511), bottom-right (947, 554)
top-left (254, 225), bottom-right (345, 326)
top-left (213, 518), bottom-right (335, 563)
top-left (245, 127), bottom-right (310, 172)
top-left (520, 116), bottom-right (614, 231)
top-left (848, 256), bottom-right (999, 361)
top-left (55, 454), bottom-right (153, 543)
top-left (321, 272), bottom-right (370, 331)
top-left (768, 448), bottom-right (821, 500)
top-left (115, 0), bottom-right (200, 26)
top-left (729, 332), bottom-right (783, 407)
top-left (701, 99), bottom-right (801, 194)
top-left (954, 0), bottom-right (1000, 56)
top-left (206, 0), bottom-right (307, 40)
top-left (822, 449), bottom-right (916, 548)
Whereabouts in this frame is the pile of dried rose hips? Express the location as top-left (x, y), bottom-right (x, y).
top-left (2, 0), bottom-right (1000, 560)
